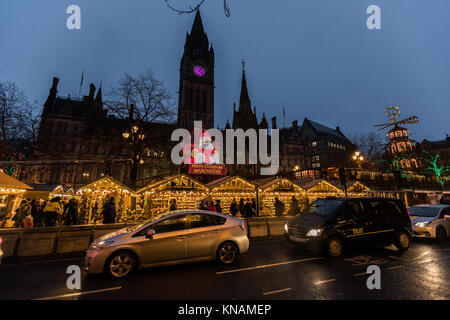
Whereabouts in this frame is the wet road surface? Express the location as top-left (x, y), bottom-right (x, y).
top-left (0, 238), bottom-right (449, 300)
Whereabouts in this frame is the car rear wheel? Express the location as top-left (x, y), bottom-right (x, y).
top-left (394, 230), bottom-right (410, 251)
top-left (106, 251), bottom-right (135, 278)
top-left (436, 227), bottom-right (447, 243)
top-left (217, 242), bottom-right (238, 265)
top-left (325, 237), bottom-right (343, 258)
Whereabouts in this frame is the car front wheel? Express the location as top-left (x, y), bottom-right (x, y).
top-left (325, 236), bottom-right (343, 258)
top-left (436, 227), bottom-right (447, 243)
top-left (106, 251), bottom-right (136, 278)
top-left (394, 230), bottom-right (410, 251)
top-left (217, 242), bottom-right (239, 265)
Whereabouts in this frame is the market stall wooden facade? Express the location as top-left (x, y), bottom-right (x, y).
top-left (137, 174), bottom-right (209, 215)
top-left (259, 178), bottom-right (306, 216)
top-left (300, 179), bottom-right (345, 202)
top-left (77, 176), bottom-right (134, 223)
top-left (208, 176), bottom-right (256, 214)
top-left (0, 169), bottom-right (33, 227)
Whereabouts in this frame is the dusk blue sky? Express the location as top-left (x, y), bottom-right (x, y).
top-left (1, 0), bottom-right (449, 142)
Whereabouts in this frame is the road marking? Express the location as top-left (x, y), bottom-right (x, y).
top-left (35, 286), bottom-right (122, 300)
top-left (417, 259), bottom-right (433, 264)
top-left (216, 257), bottom-right (323, 275)
top-left (411, 251), bottom-right (430, 261)
top-left (387, 265), bottom-right (403, 270)
top-left (262, 288), bottom-right (292, 296)
top-left (314, 279), bottom-right (336, 285)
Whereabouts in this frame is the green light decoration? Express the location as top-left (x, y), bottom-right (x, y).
top-left (422, 151), bottom-right (450, 187)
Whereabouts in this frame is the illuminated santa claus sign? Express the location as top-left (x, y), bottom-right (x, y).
top-left (184, 131), bottom-right (226, 175)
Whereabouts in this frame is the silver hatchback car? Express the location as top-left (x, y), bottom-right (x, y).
top-left (84, 210), bottom-right (249, 278)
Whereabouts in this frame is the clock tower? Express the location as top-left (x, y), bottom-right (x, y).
top-left (178, 10), bottom-right (215, 131)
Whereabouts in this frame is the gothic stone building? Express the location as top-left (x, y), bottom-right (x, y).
top-left (10, 10), bottom-right (355, 188)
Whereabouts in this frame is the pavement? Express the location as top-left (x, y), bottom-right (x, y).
top-left (0, 238), bottom-right (449, 300)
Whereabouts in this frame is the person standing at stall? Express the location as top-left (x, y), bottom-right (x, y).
top-left (215, 200), bottom-right (222, 213)
top-left (289, 196), bottom-right (301, 216)
top-left (230, 199), bottom-right (238, 217)
top-left (274, 197), bottom-right (285, 216)
top-left (244, 198), bottom-right (254, 218)
top-left (207, 200), bottom-right (217, 212)
top-left (13, 200), bottom-right (31, 228)
top-left (102, 197), bottom-right (117, 224)
top-left (199, 199), bottom-right (207, 210)
top-left (169, 199), bottom-right (178, 211)
top-left (43, 197), bottom-right (62, 226)
top-left (238, 198), bottom-right (245, 217)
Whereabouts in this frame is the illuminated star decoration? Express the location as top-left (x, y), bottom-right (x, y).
top-left (374, 106), bottom-right (419, 131)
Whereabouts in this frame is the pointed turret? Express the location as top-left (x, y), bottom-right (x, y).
top-left (260, 114), bottom-right (269, 130)
top-left (43, 77), bottom-right (59, 113)
top-left (95, 86), bottom-right (103, 104)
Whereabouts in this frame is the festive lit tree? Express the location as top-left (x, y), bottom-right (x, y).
top-left (421, 151), bottom-right (450, 187)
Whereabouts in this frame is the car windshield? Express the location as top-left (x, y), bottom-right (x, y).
top-left (409, 206), bottom-right (440, 218)
top-left (303, 199), bottom-right (344, 216)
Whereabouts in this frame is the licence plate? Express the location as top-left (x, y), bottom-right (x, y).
top-left (290, 235), bottom-right (307, 243)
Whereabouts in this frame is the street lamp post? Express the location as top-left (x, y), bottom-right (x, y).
top-left (352, 151), bottom-right (364, 169)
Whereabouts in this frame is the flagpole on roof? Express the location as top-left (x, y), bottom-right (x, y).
top-left (78, 70), bottom-right (84, 99)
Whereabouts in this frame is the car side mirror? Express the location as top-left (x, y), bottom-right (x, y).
top-left (444, 215), bottom-right (450, 221)
top-left (145, 229), bottom-right (156, 239)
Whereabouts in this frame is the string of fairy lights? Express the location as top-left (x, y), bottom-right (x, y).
top-left (74, 175), bottom-right (371, 218)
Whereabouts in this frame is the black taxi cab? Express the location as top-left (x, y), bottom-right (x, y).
top-left (285, 197), bottom-right (412, 258)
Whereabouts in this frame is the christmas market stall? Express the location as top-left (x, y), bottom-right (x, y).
top-left (26, 184), bottom-right (75, 201)
top-left (76, 176), bottom-right (135, 224)
top-left (137, 174), bottom-right (209, 216)
top-left (300, 179), bottom-right (345, 202)
top-left (0, 169), bottom-right (33, 227)
top-left (207, 176), bottom-right (256, 214)
top-left (258, 177), bottom-right (306, 216)
top-left (346, 181), bottom-right (370, 197)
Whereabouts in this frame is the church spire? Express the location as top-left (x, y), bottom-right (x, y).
top-left (240, 60), bottom-right (250, 104)
top-left (191, 9), bottom-right (205, 37)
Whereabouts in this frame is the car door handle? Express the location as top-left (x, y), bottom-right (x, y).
top-left (211, 230), bottom-right (219, 234)
top-left (176, 235), bottom-right (187, 241)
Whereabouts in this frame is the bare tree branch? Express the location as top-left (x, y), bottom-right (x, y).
top-left (165, 0), bottom-right (231, 17)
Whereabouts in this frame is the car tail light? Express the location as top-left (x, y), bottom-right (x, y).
top-left (239, 220), bottom-right (247, 234)
top-left (0, 237), bottom-right (2, 246)
top-left (407, 209), bottom-right (410, 216)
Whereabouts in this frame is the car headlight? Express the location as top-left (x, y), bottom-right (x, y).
top-left (414, 222), bottom-right (430, 228)
top-left (284, 223), bottom-right (289, 233)
top-left (306, 229), bottom-right (323, 237)
top-left (90, 240), bottom-right (115, 250)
